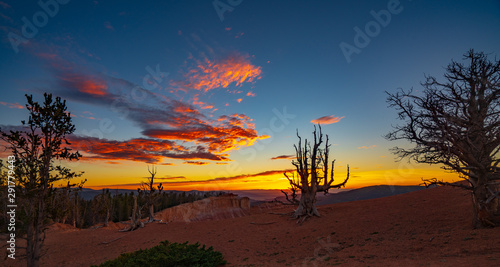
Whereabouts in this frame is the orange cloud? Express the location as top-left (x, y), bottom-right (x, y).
top-left (67, 136), bottom-right (229, 163)
top-left (271, 155), bottom-right (295, 160)
top-left (59, 73), bottom-right (108, 96)
top-left (311, 115), bottom-right (344, 125)
top-left (183, 54), bottom-right (262, 92)
top-left (246, 91), bottom-right (255, 97)
top-left (98, 168), bottom-right (295, 189)
top-left (237, 98), bottom-right (242, 103)
top-left (191, 95), bottom-right (214, 110)
top-left (183, 161), bottom-right (209, 165)
top-left (0, 101), bottom-right (23, 109)
top-left (143, 114), bottom-right (268, 153)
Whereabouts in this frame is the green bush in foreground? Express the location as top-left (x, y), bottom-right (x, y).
top-left (94, 241), bottom-right (226, 267)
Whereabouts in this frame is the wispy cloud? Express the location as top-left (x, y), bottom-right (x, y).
top-left (271, 155), bottom-right (295, 160)
top-left (30, 40), bottom-right (266, 164)
top-left (143, 113), bottom-right (269, 153)
top-left (156, 176), bottom-right (186, 180)
top-left (67, 135), bottom-right (229, 163)
top-left (0, 1), bottom-right (11, 9)
top-left (104, 21), bottom-right (115, 31)
top-left (180, 53), bottom-right (261, 92)
top-left (311, 115), bottom-right (344, 125)
top-left (183, 161), bottom-right (209, 165)
top-left (91, 168), bottom-right (295, 189)
top-left (59, 72), bottom-right (109, 97)
top-left (0, 101), bottom-right (23, 109)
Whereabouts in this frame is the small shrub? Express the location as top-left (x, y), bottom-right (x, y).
top-left (94, 240), bottom-right (226, 267)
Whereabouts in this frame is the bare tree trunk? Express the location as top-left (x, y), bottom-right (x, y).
top-left (294, 187), bottom-right (320, 218)
top-left (472, 178), bottom-right (500, 228)
top-left (121, 195), bottom-right (144, 231)
top-left (27, 191), bottom-right (44, 267)
top-left (148, 202), bottom-right (154, 223)
top-left (72, 192), bottom-right (79, 228)
top-left (104, 208), bottom-right (109, 227)
top-left (26, 206), bottom-right (36, 267)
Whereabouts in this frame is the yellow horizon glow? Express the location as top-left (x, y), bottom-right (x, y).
top-left (81, 167), bottom-right (461, 191)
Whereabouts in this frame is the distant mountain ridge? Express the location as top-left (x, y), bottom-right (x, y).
top-left (77, 185), bottom-right (427, 204)
top-left (315, 185), bottom-right (427, 206)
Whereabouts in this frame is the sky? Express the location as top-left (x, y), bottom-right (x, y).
top-left (0, 0), bottom-right (499, 191)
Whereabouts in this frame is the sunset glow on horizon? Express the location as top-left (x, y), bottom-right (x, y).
top-left (1, 1), bottom-right (498, 192)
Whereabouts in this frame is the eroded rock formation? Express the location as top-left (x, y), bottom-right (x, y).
top-left (156, 194), bottom-right (250, 223)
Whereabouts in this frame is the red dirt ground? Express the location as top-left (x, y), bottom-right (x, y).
top-left (2, 185), bottom-right (500, 266)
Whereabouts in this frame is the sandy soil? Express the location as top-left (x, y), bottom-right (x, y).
top-left (2, 185), bottom-right (500, 266)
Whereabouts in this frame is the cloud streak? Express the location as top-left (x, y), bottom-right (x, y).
top-left (31, 43), bottom-right (266, 164)
top-left (0, 101), bottom-right (23, 109)
top-left (90, 168), bottom-right (294, 188)
top-left (181, 53), bottom-right (262, 92)
top-left (67, 135), bottom-right (230, 163)
top-left (311, 115), bottom-right (344, 125)
top-left (271, 155), bottom-right (295, 160)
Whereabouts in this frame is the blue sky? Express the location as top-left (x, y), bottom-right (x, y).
top-left (0, 0), bottom-right (499, 190)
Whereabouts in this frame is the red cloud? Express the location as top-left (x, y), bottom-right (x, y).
top-left (311, 115), bottom-right (344, 125)
top-left (0, 101), bottom-right (23, 109)
top-left (59, 72), bottom-right (108, 97)
top-left (34, 49), bottom-right (267, 164)
top-left (183, 161), bottom-right (208, 165)
top-left (67, 135), bottom-right (229, 163)
top-left (271, 155), bottom-right (295, 160)
top-left (183, 54), bottom-right (262, 92)
top-left (143, 114), bottom-right (269, 153)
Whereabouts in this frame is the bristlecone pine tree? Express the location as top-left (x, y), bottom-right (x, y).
top-left (386, 50), bottom-right (500, 228)
top-left (140, 165), bottom-right (163, 223)
top-left (284, 125), bottom-right (350, 222)
top-left (0, 93), bottom-right (84, 267)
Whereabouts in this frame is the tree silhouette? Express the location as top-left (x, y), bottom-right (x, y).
top-left (284, 125), bottom-right (350, 223)
top-left (386, 50), bottom-right (500, 228)
top-left (0, 93), bottom-right (84, 266)
top-left (140, 165), bottom-right (163, 223)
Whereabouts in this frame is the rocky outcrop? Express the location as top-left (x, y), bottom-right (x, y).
top-left (156, 194), bottom-right (250, 223)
